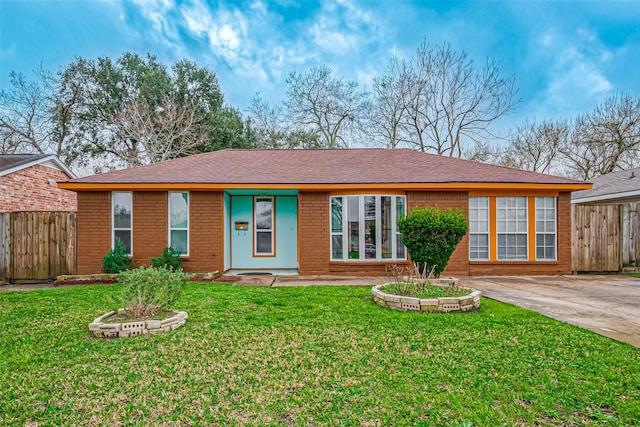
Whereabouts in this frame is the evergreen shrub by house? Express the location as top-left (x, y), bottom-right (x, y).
top-left (102, 240), bottom-right (135, 273)
top-left (151, 246), bottom-right (183, 271)
top-left (396, 206), bottom-right (468, 277)
top-left (113, 266), bottom-right (190, 318)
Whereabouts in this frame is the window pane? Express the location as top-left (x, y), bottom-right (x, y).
top-left (256, 231), bottom-right (272, 254)
top-left (364, 196), bottom-right (376, 259)
top-left (114, 230), bottom-right (131, 255)
top-left (331, 197), bottom-right (342, 233)
top-left (170, 192), bottom-right (189, 228)
top-left (348, 196), bottom-right (359, 259)
top-left (331, 235), bottom-right (343, 259)
top-left (396, 233), bottom-right (405, 259)
top-left (256, 198), bottom-right (272, 230)
top-left (381, 197), bottom-right (392, 259)
top-left (113, 193), bottom-right (132, 228)
top-left (170, 230), bottom-right (188, 254)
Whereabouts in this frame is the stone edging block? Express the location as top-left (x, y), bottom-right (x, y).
top-left (89, 309), bottom-right (188, 338)
top-left (372, 281), bottom-right (481, 313)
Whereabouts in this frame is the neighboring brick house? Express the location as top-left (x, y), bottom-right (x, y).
top-left (0, 154), bottom-right (77, 212)
top-left (59, 149), bottom-right (590, 276)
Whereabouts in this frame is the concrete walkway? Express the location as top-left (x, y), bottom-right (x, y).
top-left (461, 275), bottom-right (640, 348)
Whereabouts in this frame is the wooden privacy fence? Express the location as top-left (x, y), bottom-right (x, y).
top-left (572, 203), bottom-right (640, 272)
top-left (0, 211), bottom-right (77, 281)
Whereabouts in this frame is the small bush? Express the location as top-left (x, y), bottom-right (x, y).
top-left (396, 206), bottom-right (468, 277)
top-left (113, 266), bottom-right (190, 318)
top-left (151, 246), bottom-right (183, 271)
top-left (102, 240), bottom-right (135, 273)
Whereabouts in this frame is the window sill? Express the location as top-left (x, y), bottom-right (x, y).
top-left (330, 260), bottom-right (409, 265)
top-left (469, 260), bottom-right (558, 265)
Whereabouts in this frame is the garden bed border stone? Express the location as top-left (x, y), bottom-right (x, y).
top-left (89, 309), bottom-right (188, 338)
top-left (372, 279), bottom-right (481, 312)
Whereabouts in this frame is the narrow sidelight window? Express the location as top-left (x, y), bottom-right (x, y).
top-left (169, 192), bottom-right (189, 255)
top-left (469, 196), bottom-right (490, 260)
top-left (535, 197), bottom-right (557, 260)
top-left (255, 197), bottom-right (274, 255)
top-left (112, 192), bottom-right (132, 255)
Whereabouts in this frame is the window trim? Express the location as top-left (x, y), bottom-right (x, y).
top-left (168, 191), bottom-right (190, 257)
top-left (112, 191), bottom-right (132, 256)
top-left (254, 196), bottom-right (275, 257)
top-left (330, 194), bottom-right (407, 262)
top-left (496, 196), bottom-right (529, 261)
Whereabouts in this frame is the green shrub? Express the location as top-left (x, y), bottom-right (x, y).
top-left (151, 246), bottom-right (183, 271)
top-left (102, 240), bottom-right (134, 273)
top-left (113, 266), bottom-right (190, 318)
top-left (396, 206), bottom-right (468, 277)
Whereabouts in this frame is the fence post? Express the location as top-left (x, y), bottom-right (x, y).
top-left (0, 213), bottom-right (10, 281)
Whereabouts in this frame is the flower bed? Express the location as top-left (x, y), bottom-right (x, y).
top-left (372, 280), bottom-right (481, 313)
top-left (89, 309), bottom-right (188, 338)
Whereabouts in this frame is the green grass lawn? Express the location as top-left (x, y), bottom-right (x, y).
top-left (1, 283), bottom-right (639, 426)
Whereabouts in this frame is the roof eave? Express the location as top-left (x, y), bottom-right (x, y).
top-left (572, 189), bottom-right (640, 204)
top-left (0, 155), bottom-right (77, 179)
top-left (58, 181), bottom-right (592, 192)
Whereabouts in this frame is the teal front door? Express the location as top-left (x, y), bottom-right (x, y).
top-left (230, 195), bottom-right (298, 270)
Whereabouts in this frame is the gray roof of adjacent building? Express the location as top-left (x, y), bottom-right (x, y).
top-left (0, 154), bottom-right (76, 179)
top-left (572, 167), bottom-right (640, 204)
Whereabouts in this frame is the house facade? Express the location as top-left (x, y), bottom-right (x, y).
top-left (1, 154), bottom-right (77, 212)
top-left (59, 149), bottom-right (590, 276)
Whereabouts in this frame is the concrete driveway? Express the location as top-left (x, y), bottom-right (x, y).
top-left (461, 275), bottom-right (640, 348)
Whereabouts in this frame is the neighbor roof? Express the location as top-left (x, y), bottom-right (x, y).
top-left (60, 149), bottom-right (589, 191)
top-left (0, 154), bottom-right (76, 179)
top-left (572, 167), bottom-right (640, 204)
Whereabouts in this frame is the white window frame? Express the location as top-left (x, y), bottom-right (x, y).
top-left (330, 195), bottom-right (407, 261)
top-left (254, 196), bottom-right (274, 256)
top-left (535, 196), bottom-right (557, 261)
top-left (496, 196), bottom-right (528, 260)
top-left (469, 196), bottom-right (490, 260)
top-left (112, 192), bottom-right (132, 256)
top-left (169, 191), bottom-right (189, 256)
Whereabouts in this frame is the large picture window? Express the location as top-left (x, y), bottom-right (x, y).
top-left (255, 196), bottom-right (274, 255)
top-left (112, 192), bottom-right (132, 255)
top-left (536, 196), bottom-right (556, 260)
top-left (169, 192), bottom-right (189, 255)
top-left (497, 196), bottom-right (528, 260)
top-left (330, 195), bottom-right (406, 261)
top-left (469, 195), bottom-right (557, 262)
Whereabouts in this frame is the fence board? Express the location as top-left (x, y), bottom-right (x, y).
top-left (621, 203), bottom-right (640, 267)
top-left (0, 211), bottom-right (77, 281)
top-left (572, 204), bottom-right (620, 272)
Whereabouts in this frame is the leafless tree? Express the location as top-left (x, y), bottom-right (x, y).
top-left (561, 94), bottom-right (640, 180)
top-left (373, 41), bottom-right (519, 157)
top-left (499, 119), bottom-right (568, 175)
top-left (0, 67), bottom-right (76, 157)
top-left (362, 70), bottom-right (406, 148)
top-left (284, 66), bottom-right (367, 148)
top-left (109, 95), bottom-right (208, 167)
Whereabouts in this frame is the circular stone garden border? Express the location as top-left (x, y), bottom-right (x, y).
top-left (372, 279), bottom-right (481, 313)
top-left (89, 309), bottom-right (188, 338)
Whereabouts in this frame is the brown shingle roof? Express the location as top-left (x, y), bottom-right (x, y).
top-left (65, 148), bottom-right (585, 186)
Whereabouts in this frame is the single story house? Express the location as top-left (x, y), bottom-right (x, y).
top-left (59, 149), bottom-right (590, 276)
top-left (1, 154), bottom-right (77, 212)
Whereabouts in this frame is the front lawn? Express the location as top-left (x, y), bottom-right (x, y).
top-left (1, 283), bottom-right (639, 426)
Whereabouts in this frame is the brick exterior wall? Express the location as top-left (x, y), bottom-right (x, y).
top-left (185, 191), bottom-right (224, 273)
top-left (298, 191), bottom-right (331, 275)
top-left (0, 165), bottom-right (77, 212)
top-left (132, 192), bottom-right (168, 268)
top-left (76, 192), bottom-right (111, 274)
top-left (76, 189), bottom-right (573, 276)
top-left (407, 191), bottom-right (470, 276)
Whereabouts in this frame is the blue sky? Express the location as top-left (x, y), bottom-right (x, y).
top-left (2, 0), bottom-right (639, 135)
